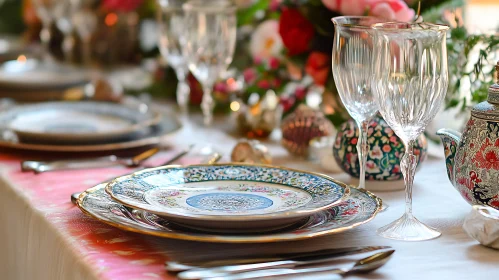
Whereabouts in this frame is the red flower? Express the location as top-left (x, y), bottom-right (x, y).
top-left (257, 80), bottom-right (271, 89)
top-left (280, 96), bottom-right (296, 112)
top-left (278, 8), bottom-right (315, 55)
top-left (305, 52), bottom-right (331, 86)
top-left (382, 145), bottom-right (391, 153)
top-left (472, 138), bottom-right (499, 170)
top-left (102, 0), bottom-right (144, 12)
top-left (295, 87), bottom-right (307, 100)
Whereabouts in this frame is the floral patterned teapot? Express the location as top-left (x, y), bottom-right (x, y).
top-left (437, 61), bottom-right (499, 210)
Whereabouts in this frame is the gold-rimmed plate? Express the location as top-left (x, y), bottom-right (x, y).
top-left (77, 183), bottom-right (380, 243)
top-left (105, 164), bottom-right (351, 233)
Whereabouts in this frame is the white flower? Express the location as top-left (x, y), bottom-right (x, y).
top-left (249, 20), bottom-right (283, 60)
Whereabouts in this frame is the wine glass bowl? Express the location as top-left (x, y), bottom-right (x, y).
top-left (372, 22), bottom-right (449, 241)
top-left (331, 16), bottom-right (385, 190)
top-left (181, 0), bottom-right (237, 125)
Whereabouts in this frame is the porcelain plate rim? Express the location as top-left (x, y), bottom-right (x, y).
top-left (105, 163), bottom-right (351, 222)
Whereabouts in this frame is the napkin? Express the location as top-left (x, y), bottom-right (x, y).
top-left (463, 205), bottom-right (499, 250)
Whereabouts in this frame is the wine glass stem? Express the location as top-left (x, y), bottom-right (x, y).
top-left (175, 68), bottom-right (190, 115)
top-left (401, 139), bottom-right (417, 217)
top-left (82, 38), bottom-right (92, 66)
top-left (40, 23), bottom-right (52, 63)
top-left (62, 34), bottom-right (75, 63)
top-left (201, 85), bottom-right (215, 126)
top-left (356, 119), bottom-right (370, 189)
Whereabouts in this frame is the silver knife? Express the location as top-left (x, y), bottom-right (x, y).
top-left (22, 148), bottom-right (159, 174)
top-left (175, 246), bottom-right (391, 279)
top-left (203, 250), bottom-right (395, 280)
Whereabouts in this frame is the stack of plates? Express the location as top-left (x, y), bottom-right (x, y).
top-left (0, 59), bottom-right (90, 101)
top-left (76, 164), bottom-right (382, 243)
top-left (0, 101), bottom-right (181, 153)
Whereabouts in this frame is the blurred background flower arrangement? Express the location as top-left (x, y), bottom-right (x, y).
top-left (1, 0), bottom-right (498, 132)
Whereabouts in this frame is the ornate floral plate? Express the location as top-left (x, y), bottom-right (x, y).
top-left (78, 183), bottom-right (380, 243)
top-left (105, 164), bottom-right (350, 233)
top-left (0, 111), bottom-right (180, 153)
top-left (0, 102), bottom-right (162, 144)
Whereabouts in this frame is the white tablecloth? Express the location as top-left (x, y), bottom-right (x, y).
top-left (1, 115), bottom-right (498, 280)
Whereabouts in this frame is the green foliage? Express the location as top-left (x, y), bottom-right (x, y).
top-left (444, 22), bottom-right (499, 110)
top-left (0, 0), bottom-right (25, 34)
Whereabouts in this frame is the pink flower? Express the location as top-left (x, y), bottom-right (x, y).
top-left (214, 82), bottom-right (228, 93)
top-left (366, 0), bottom-right (415, 22)
top-left (322, 0), bottom-right (415, 22)
top-left (102, 0), bottom-right (144, 12)
top-left (243, 68), bottom-right (258, 84)
top-left (268, 57), bottom-right (280, 70)
top-left (321, 0), bottom-right (366, 16)
top-left (269, 0), bottom-right (282, 11)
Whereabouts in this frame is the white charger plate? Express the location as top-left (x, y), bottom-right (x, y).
top-left (0, 101), bottom-right (161, 144)
top-left (105, 164), bottom-right (350, 233)
top-left (78, 183), bottom-right (380, 243)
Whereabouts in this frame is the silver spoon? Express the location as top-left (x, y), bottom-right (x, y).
top-left (200, 250), bottom-right (395, 280)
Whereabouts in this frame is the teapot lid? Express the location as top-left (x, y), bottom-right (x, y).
top-left (471, 61), bottom-right (499, 120)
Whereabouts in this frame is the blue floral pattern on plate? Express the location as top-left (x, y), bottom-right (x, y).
top-left (105, 164), bottom-right (349, 221)
top-left (78, 184), bottom-right (380, 243)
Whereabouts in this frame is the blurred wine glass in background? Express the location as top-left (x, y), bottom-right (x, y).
top-left (157, 0), bottom-right (190, 115)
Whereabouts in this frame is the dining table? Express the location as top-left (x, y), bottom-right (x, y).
top-left (0, 109), bottom-right (498, 280)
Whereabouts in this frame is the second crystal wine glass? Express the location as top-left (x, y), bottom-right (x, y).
top-left (181, 0), bottom-right (237, 125)
top-left (157, 0), bottom-right (190, 115)
top-left (332, 16), bottom-right (384, 189)
top-left (372, 22), bottom-right (449, 241)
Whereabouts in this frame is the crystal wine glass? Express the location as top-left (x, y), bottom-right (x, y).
top-left (181, 0), bottom-right (237, 125)
top-left (32, 0), bottom-right (63, 63)
top-left (372, 22), bottom-right (449, 241)
top-left (54, 0), bottom-right (76, 63)
top-left (71, 0), bottom-right (98, 66)
top-left (332, 16), bottom-right (385, 190)
top-left (157, 0), bottom-right (190, 115)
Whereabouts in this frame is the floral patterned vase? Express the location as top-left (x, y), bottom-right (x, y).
top-left (333, 115), bottom-right (428, 181)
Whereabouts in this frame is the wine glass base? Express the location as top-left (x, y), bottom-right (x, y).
top-left (377, 213), bottom-right (441, 241)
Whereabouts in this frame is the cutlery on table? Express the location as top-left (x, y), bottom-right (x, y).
top-left (201, 250), bottom-right (395, 280)
top-left (22, 147), bottom-right (160, 174)
top-left (70, 146), bottom-right (220, 204)
top-left (174, 246), bottom-right (392, 279)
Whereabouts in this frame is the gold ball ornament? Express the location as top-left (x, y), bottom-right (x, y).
top-left (231, 140), bottom-right (272, 164)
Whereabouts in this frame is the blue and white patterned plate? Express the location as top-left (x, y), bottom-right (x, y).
top-left (105, 164), bottom-right (350, 232)
top-left (78, 183), bottom-right (380, 243)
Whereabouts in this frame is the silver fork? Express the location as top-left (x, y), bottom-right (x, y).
top-left (200, 250), bottom-right (395, 280)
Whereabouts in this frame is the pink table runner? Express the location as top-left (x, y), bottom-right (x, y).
top-left (0, 151), bottom-right (198, 280)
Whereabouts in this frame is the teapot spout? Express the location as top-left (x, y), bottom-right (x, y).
top-left (436, 129), bottom-right (462, 185)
